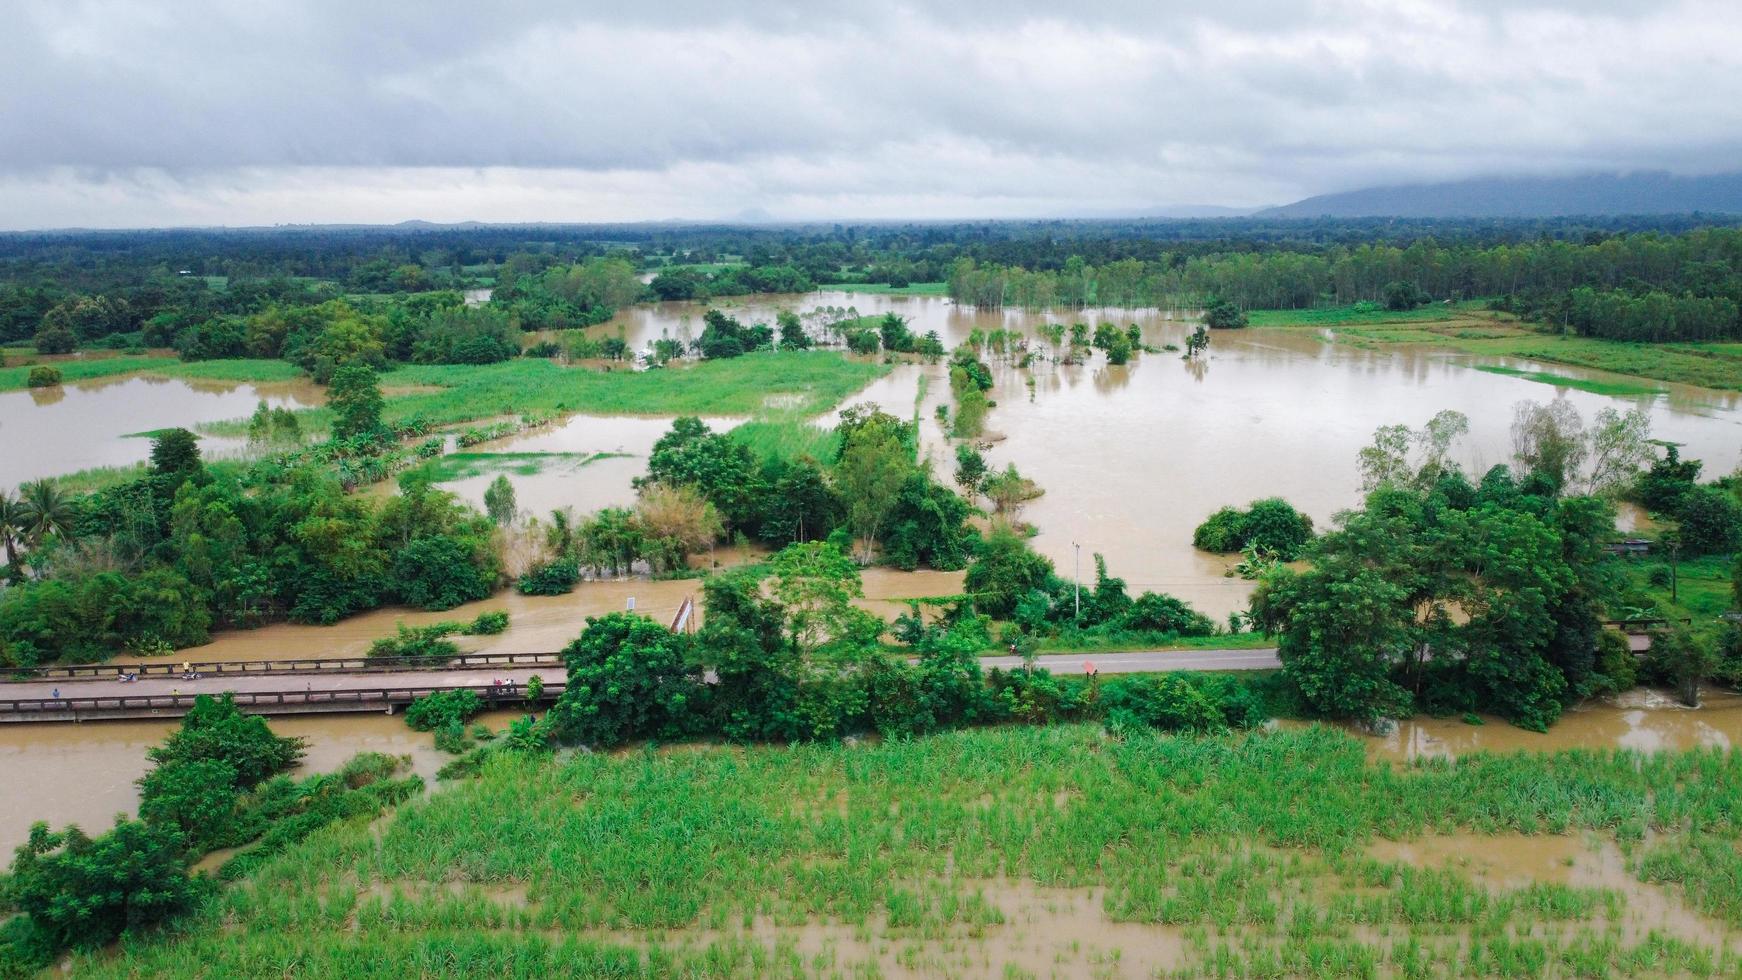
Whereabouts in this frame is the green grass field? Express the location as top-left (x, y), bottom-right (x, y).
top-left (833, 281), bottom-right (950, 296)
top-left (376, 352), bottom-right (886, 426)
top-left (728, 415), bottom-right (841, 463)
top-left (203, 352), bottom-right (888, 439)
top-left (1246, 301), bottom-right (1498, 328)
top-left (69, 723), bottom-right (1742, 977)
top-left (0, 356), bottom-right (304, 393)
top-left (1621, 553), bottom-right (1738, 623)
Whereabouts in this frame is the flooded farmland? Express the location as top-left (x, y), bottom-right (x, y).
top-left (1366, 687), bottom-right (1742, 763)
top-left (0, 712), bottom-right (456, 856)
top-left (1, 372), bottom-right (322, 488)
top-left (4, 290), bottom-right (1742, 880)
top-left (569, 290), bottom-right (1742, 617)
top-left (7, 291), bottom-right (1738, 617)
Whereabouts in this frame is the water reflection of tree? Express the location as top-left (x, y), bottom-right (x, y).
top-left (27, 385), bottom-right (66, 407)
top-left (1182, 356), bottom-right (1208, 383)
top-left (1093, 363), bottom-right (1133, 395)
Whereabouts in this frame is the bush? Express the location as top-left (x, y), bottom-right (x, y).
top-left (547, 613), bottom-right (701, 747)
top-left (1383, 280), bottom-right (1430, 310)
top-left (466, 610), bottom-right (510, 635)
top-left (5, 819), bottom-right (198, 951)
top-left (404, 689), bottom-right (483, 732)
top-left (368, 622), bottom-right (461, 659)
top-left (845, 329), bottom-right (880, 354)
top-left (1192, 507), bottom-right (1246, 553)
top-left (25, 365), bottom-right (62, 388)
top-left (517, 556), bottom-right (580, 596)
top-left (1240, 498), bottom-right (1315, 559)
top-left (146, 693), bottom-right (305, 790)
top-left (1673, 485), bottom-right (1742, 556)
top-left (1121, 592), bottom-right (1216, 636)
top-left (392, 535), bottom-right (497, 610)
top-left (136, 758), bottom-right (243, 851)
top-left (964, 528), bottom-right (1056, 618)
top-left (983, 668), bottom-right (1091, 724)
top-left (1100, 674), bottom-right (1267, 734)
top-left (1191, 498), bottom-right (1313, 559)
top-left (1203, 300), bottom-right (1247, 329)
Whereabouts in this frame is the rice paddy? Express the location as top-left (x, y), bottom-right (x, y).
top-left (67, 724), bottom-right (1742, 978)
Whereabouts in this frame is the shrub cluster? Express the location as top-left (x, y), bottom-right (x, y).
top-left (1192, 497), bottom-right (1316, 560)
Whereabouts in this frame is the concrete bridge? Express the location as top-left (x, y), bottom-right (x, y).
top-left (0, 667), bottom-right (564, 723)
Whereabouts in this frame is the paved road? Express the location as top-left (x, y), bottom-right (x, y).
top-left (982, 648), bottom-right (1281, 674)
top-left (3, 648), bottom-right (1280, 703)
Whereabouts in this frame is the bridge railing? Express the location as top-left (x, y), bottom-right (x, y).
top-left (5, 651), bottom-right (564, 683)
top-left (0, 682), bottom-right (566, 719)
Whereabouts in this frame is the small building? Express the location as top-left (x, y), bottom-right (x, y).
top-left (1603, 538), bottom-right (1652, 556)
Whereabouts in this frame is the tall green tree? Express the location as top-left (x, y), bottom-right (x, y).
top-left (327, 363), bottom-right (386, 442)
top-left (483, 475), bottom-right (517, 527)
top-left (16, 480), bottom-right (76, 546)
top-left (7, 819), bottom-right (197, 951)
top-left (548, 612), bottom-right (702, 747)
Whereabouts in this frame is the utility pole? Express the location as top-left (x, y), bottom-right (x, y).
top-left (1670, 537), bottom-right (1681, 605)
top-left (1073, 541), bottom-right (1081, 622)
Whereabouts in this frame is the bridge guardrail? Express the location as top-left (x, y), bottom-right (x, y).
top-left (0, 682), bottom-right (565, 719)
top-left (5, 651), bottom-right (564, 683)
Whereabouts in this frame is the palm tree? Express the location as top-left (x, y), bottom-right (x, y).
top-left (17, 480), bottom-right (76, 546)
top-left (0, 490), bottom-right (24, 568)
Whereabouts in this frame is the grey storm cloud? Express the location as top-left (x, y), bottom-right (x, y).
top-left (2, 0), bottom-right (1740, 226)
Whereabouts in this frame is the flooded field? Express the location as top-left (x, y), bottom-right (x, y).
top-left (1, 372), bottom-right (322, 487)
top-left (574, 290), bottom-right (1742, 617)
top-left (1367, 687), bottom-right (1742, 763)
top-left (5, 291), bottom-right (1736, 616)
top-left (431, 414), bottom-right (738, 520)
top-left (0, 711), bottom-right (470, 857)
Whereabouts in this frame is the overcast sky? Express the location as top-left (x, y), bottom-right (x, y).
top-left (3, 0), bottom-right (1739, 228)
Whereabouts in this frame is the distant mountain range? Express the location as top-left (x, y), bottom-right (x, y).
top-left (1256, 171), bottom-right (1742, 219)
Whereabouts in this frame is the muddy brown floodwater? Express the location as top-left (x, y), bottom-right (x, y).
top-left (559, 290), bottom-right (1742, 619)
top-left (1, 373), bottom-right (324, 488)
top-left (431, 414), bottom-right (739, 523)
top-left (1365, 687), bottom-right (1742, 763)
top-left (0, 712), bottom-right (472, 857)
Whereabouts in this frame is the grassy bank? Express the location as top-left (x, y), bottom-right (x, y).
top-left (1620, 553), bottom-right (1738, 623)
top-left (70, 723), bottom-right (1742, 978)
top-left (0, 356), bottom-right (304, 393)
top-left (1249, 302), bottom-right (1742, 392)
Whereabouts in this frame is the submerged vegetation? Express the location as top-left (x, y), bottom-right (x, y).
top-left (0, 695), bottom-right (419, 974)
top-left (35, 723), bottom-right (1742, 978)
